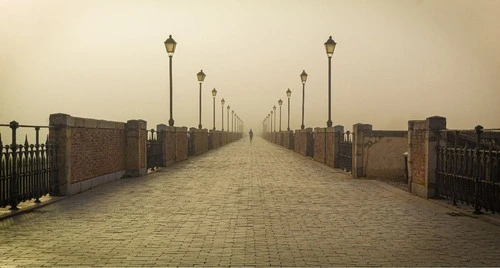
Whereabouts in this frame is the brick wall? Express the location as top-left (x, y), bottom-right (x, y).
top-left (71, 128), bottom-right (126, 183)
top-left (294, 129), bottom-right (312, 157)
top-left (49, 114), bottom-right (146, 196)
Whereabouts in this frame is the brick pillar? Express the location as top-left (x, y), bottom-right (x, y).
top-left (306, 128), bottom-right (314, 158)
top-left (408, 116), bottom-right (446, 198)
top-left (288, 131), bottom-right (295, 150)
top-left (325, 126), bottom-right (337, 168)
top-left (125, 120), bottom-right (147, 177)
top-left (175, 127), bottom-right (188, 162)
top-left (157, 124), bottom-right (174, 166)
top-left (352, 123), bottom-right (373, 179)
top-left (49, 113), bottom-right (74, 195)
top-left (314, 127), bottom-right (326, 164)
top-left (201, 129), bottom-right (209, 153)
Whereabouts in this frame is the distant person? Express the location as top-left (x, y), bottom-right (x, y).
top-left (249, 129), bottom-right (254, 142)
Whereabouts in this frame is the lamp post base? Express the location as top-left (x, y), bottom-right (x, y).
top-left (198, 124), bottom-right (202, 129)
top-left (327, 120), bottom-right (332, 128)
top-left (301, 124), bottom-right (305, 130)
top-left (168, 118), bottom-right (174, 127)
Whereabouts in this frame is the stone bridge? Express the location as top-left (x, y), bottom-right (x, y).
top-left (1, 136), bottom-right (500, 266)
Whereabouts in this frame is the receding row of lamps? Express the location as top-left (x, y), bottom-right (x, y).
top-left (264, 36), bottom-right (337, 132)
top-left (164, 35), bottom-right (243, 132)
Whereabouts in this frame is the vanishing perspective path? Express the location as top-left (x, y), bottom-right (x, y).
top-left (1, 136), bottom-right (500, 266)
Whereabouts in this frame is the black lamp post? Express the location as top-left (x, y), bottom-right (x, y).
top-left (227, 105), bottom-right (230, 132)
top-left (300, 70), bottom-right (308, 129)
top-left (164, 35), bottom-right (177, 126)
top-left (278, 99), bottom-right (283, 131)
top-left (212, 88), bottom-right (217, 130)
top-left (197, 70), bottom-right (206, 129)
top-left (286, 88), bottom-right (291, 131)
top-left (221, 98), bottom-right (225, 131)
top-left (325, 36), bottom-right (337, 127)
top-left (273, 106), bottom-right (276, 132)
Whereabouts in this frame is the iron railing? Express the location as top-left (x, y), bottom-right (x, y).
top-left (0, 121), bottom-right (58, 210)
top-left (436, 126), bottom-right (500, 214)
top-left (146, 129), bottom-right (163, 170)
top-left (336, 131), bottom-right (353, 172)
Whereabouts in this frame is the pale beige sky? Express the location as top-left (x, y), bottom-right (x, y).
top-left (1, 0), bottom-right (499, 132)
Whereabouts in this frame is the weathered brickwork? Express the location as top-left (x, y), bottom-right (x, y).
top-left (71, 128), bottom-right (126, 183)
top-left (409, 122), bottom-right (426, 186)
top-left (313, 128), bottom-right (326, 164)
top-left (325, 130), bottom-right (336, 167)
top-left (175, 127), bottom-right (188, 162)
top-left (294, 130), bottom-right (307, 156)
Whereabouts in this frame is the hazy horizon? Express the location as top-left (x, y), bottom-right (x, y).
top-left (1, 0), bottom-right (499, 132)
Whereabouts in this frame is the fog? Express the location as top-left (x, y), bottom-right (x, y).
top-left (1, 0), bottom-right (499, 133)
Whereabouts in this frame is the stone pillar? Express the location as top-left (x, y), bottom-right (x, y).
top-left (352, 123), bottom-right (373, 179)
top-left (408, 116), bottom-right (446, 198)
top-left (125, 120), bottom-right (147, 177)
top-left (314, 127), bottom-right (326, 164)
top-left (175, 127), bottom-right (188, 162)
top-left (49, 113), bottom-right (74, 195)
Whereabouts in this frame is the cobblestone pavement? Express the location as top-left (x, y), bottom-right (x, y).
top-left (1, 136), bottom-right (500, 267)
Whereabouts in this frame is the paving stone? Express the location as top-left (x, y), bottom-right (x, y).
top-left (1, 136), bottom-right (500, 266)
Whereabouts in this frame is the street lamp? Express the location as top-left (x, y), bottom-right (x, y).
top-left (273, 106), bottom-right (276, 132)
top-left (212, 88), bottom-right (217, 130)
top-left (278, 99), bottom-right (283, 131)
top-left (300, 70), bottom-right (308, 129)
top-left (197, 70), bottom-right (206, 129)
top-left (221, 98), bottom-right (225, 131)
top-left (286, 88), bottom-right (291, 131)
top-left (325, 35), bottom-right (337, 127)
top-left (164, 35), bottom-right (177, 126)
top-left (227, 105), bottom-right (230, 132)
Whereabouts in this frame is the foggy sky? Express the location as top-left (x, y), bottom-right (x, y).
top-left (1, 0), bottom-right (499, 132)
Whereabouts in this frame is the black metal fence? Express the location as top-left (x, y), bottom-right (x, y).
top-left (0, 121), bottom-right (58, 210)
top-left (436, 126), bottom-right (500, 214)
top-left (336, 131), bottom-right (353, 172)
top-left (146, 129), bottom-right (163, 170)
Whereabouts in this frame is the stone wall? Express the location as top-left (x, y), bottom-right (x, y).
top-left (352, 124), bottom-right (407, 179)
